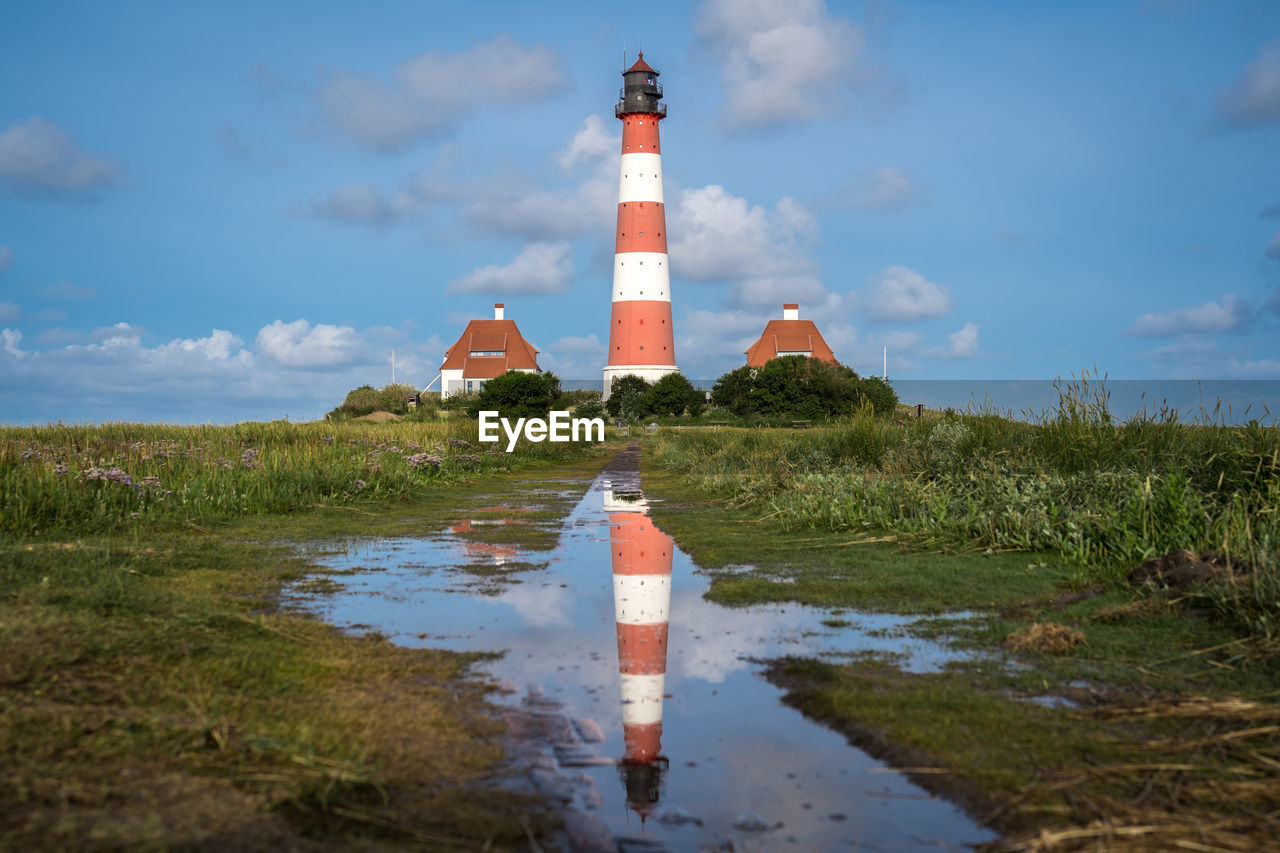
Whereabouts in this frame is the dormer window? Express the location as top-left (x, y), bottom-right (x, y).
top-left (469, 350), bottom-right (503, 357)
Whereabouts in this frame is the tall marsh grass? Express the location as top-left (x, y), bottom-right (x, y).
top-left (650, 379), bottom-right (1280, 636)
top-left (1, 419), bottom-right (598, 537)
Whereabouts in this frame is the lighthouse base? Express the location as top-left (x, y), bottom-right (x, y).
top-left (603, 364), bottom-right (680, 399)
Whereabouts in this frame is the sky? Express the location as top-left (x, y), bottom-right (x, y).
top-left (1, 0), bottom-right (1278, 423)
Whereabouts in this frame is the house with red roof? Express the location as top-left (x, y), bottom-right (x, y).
top-left (440, 304), bottom-right (541, 398)
top-left (744, 304), bottom-right (838, 367)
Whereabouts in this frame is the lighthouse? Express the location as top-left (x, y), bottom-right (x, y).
top-left (604, 53), bottom-right (679, 398)
top-left (604, 481), bottom-right (672, 819)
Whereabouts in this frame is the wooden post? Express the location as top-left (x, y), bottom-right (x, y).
top-left (916, 403), bottom-right (923, 420)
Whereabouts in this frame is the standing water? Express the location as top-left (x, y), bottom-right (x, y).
top-left (290, 447), bottom-right (996, 850)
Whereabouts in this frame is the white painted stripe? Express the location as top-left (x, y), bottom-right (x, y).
top-left (620, 673), bottom-right (666, 725)
top-left (602, 489), bottom-right (650, 514)
top-left (611, 252), bottom-right (671, 302)
top-left (613, 573), bottom-right (671, 625)
top-left (602, 365), bottom-right (678, 388)
top-left (618, 153), bottom-right (664, 203)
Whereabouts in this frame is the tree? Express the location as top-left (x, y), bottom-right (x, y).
top-left (708, 357), bottom-right (898, 420)
top-left (469, 371), bottom-right (561, 420)
top-left (606, 375), bottom-right (652, 421)
top-left (710, 366), bottom-right (755, 416)
top-left (574, 397), bottom-right (606, 420)
top-left (645, 373), bottom-right (703, 417)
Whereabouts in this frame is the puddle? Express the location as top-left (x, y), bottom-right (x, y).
top-left (289, 448), bottom-right (996, 850)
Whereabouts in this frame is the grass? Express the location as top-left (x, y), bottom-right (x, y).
top-left (637, 377), bottom-right (1280, 849)
top-left (0, 418), bottom-right (613, 537)
top-left (644, 377), bottom-right (1280, 637)
top-left (1, 421), bottom-right (618, 849)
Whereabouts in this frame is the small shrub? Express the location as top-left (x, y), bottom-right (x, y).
top-left (469, 371), bottom-right (562, 420)
top-left (607, 375), bottom-right (652, 422)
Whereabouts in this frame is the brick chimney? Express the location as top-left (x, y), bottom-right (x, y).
top-left (783, 303), bottom-right (799, 320)
top-left (494, 303), bottom-right (505, 320)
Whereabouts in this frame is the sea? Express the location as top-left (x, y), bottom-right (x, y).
top-left (563, 379), bottom-right (1280, 426)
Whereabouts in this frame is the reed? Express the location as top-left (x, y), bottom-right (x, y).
top-left (649, 377), bottom-right (1280, 637)
top-left (0, 419), bottom-right (602, 537)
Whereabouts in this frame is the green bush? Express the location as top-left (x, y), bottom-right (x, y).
top-left (573, 398), bottom-right (606, 420)
top-left (327, 383), bottom-right (420, 420)
top-left (607, 375), bottom-right (652, 422)
top-left (468, 371), bottom-right (562, 420)
top-left (646, 373), bottom-right (704, 417)
top-left (709, 357), bottom-right (898, 420)
top-left (561, 389), bottom-right (602, 409)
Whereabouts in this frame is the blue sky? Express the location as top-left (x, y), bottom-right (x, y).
top-left (1, 0), bottom-right (1278, 422)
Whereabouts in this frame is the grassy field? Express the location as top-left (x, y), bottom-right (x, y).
top-left (1, 420), bottom-right (616, 850)
top-left (640, 393), bottom-right (1280, 851)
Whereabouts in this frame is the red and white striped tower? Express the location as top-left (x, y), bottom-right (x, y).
top-left (604, 482), bottom-right (673, 819)
top-left (604, 53), bottom-right (678, 398)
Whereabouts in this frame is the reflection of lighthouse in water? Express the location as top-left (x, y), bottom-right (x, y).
top-left (604, 480), bottom-right (673, 821)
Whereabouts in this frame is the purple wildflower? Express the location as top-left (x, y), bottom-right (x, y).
top-left (54, 462), bottom-right (69, 475)
top-left (241, 448), bottom-right (259, 469)
top-left (447, 437), bottom-right (471, 449)
top-left (405, 453), bottom-right (443, 469)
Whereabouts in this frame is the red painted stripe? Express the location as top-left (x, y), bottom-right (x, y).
top-left (615, 202), bottom-right (668, 254)
top-left (620, 117), bottom-right (661, 154)
top-left (623, 721), bottom-right (663, 762)
top-left (617, 623), bottom-right (669, 674)
top-left (609, 512), bottom-right (674, 575)
top-left (607, 301), bottom-right (676, 367)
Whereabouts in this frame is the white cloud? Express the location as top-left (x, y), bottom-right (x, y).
top-left (861, 266), bottom-right (954, 323)
top-left (456, 175), bottom-right (615, 240)
top-left (1225, 357), bottom-right (1280, 378)
top-left (256, 319), bottom-right (362, 368)
top-left (1268, 229), bottom-right (1280, 260)
top-left (91, 322), bottom-right (145, 345)
top-left (1126, 294), bottom-right (1250, 337)
top-left (669, 185), bottom-right (825, 307)
top-left (850, 165), bottom-right (926, 212)
top-left (0, 117), bottom-right (119, 197)
top-left (942, 322), bottom-right (979, 358)
top-left (2, 328), bottom-right (26, 358)
top-left (320, 36), bottom-right (567, 151)
top-left (1216, 39), bottom-right (1280, 129)
top-left (305, 183), bottom-right (416, 226)
top-left (537, 334), bottom-right (608, 381)
top-left (0, 245), bottom-right (12, 274)
top-left (0, 303), bottom-right (18, 323)
top-left (557, 115), bottom-right (618, 170)
top-left (0, 320), bottom-right (451, 423)
top-left (447, 242), bottom-right (573, 295)
top-left (694, 0), bottom-right (870, 126)
top-left (371, 117), bottom-right (616, 241)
